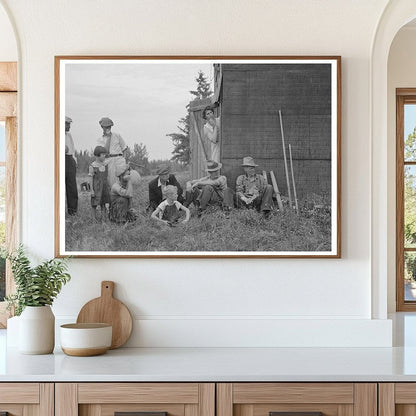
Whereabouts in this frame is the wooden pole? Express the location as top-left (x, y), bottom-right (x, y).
top-left (289, 144), bottom-right (299, 214)
top-left (262, 170), bottom-right (268, 184)
top-left (270, 170), bottom-right (284, 211)
top-left (278, 110), bottom-right (293, 208)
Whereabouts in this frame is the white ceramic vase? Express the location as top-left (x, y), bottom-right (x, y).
top-left (19, 305), bottom-right (55, 354)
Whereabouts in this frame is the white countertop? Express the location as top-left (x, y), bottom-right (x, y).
top-left (2, 345), bottom-right (416, 382)
top-left (2, 313), bottom-right (416, 382)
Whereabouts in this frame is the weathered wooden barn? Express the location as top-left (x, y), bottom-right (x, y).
top-left (189, 63), bottom-right (333, 199)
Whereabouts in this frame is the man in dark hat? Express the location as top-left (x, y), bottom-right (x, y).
top-left (97, 117), bottom-right (127, 188)
top-left (236, 156), bottom-right (273, 217)
top-left (147, 164), bottom-right (184, 213)
top-left (65, 116), bottom-right (78, 215)
top-left (184, 160), bottom-right (233, 217)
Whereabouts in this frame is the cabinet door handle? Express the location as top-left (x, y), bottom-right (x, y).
top-left (270, 413), bottom-right (323, 416)
top-left (115, 412), bottom-right (168, 416)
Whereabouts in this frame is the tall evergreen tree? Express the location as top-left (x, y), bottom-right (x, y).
top-left (167, 70), bottom-right (213, 165)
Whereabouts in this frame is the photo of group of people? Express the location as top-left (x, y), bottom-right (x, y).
top-left (57, 58), bottom-right (340, 257)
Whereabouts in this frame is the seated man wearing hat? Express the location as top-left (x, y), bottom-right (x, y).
top-left (184, 160), bottom-right (234, 216)
top-left (147, 164), bottom-right (184, 213)
top-left (236, 156), bottom-right (273, 217)
top-left (97, 117), bottom-right (127, 188)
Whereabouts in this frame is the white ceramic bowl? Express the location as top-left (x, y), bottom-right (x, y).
top-left (60, 323), bottom-right (112, 356)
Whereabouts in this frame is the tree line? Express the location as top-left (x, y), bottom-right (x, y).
top-left (74, 142), bottom-right (186, 177)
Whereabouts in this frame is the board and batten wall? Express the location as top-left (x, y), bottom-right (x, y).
top-left (0, 0), bottom-right (395, 347)
top-left (220, 63), bottom-right (332, 198)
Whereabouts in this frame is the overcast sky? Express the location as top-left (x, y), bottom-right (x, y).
top-left (64, 61), bottom-right (213, 161)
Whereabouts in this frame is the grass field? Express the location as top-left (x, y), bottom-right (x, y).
top-left (65, 171), bottom-right (332, 253)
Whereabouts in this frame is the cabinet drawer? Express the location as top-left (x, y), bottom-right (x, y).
top-left (56, 383), bottom-right (215, 416)
top-left (218, 383), bottom-right (376, 416)
top-left (0, 383), bottom-right (53, 416)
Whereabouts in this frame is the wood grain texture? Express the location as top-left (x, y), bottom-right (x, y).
top-left (253, 404), bottom-right (338, 415)
top-left (199, 384), bottom-right (215, 416)
top-left (76, 281), bottom-right (133, 348)
top-left (0, 116), bottom-right (17, 327)
top-left (338, 404), bottom-right (354, 416)
top-left (78, 383), bottom-right (199, 404)
top-left (0, 62), bottom-right (17, 91)
top-left (0, 92), bottom-right (16, 120)
top-left (233, 383), bottom-right (353, 404)
top-left (397, 93), bottom-right (406, 311)
top-left (354, 383), bottom-right (377, 416)
top-left (396, 404), bottom-right (416, 416)
top-left (185, 403), bottom-right (199, 416)
top-left (396, 89), bottom-right (416, 311)
top-left (55, 383), bottom-right (78, 416)
top-left (23, 404), bottom-right (36, 416)
top-left (379, 383), bottom-right (395, 416)
top-left (79, 404), bottom-right (101, 416)
top-left (54, 56), bottom-right (61, 258)
top-left (0, 383), bottom-right (39, 403)
top-left (395, 383), bottom-right (416, 403)
top-left (39, 383), bottom-right (54, 416)
top-left (217, 384), bottom-right (233, 416)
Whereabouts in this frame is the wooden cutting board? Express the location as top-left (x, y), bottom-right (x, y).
top-left (76, 281), bottom-right (133, 349)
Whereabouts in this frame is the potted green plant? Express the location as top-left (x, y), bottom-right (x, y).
top-left (4, 246), bottom-right (71, 354)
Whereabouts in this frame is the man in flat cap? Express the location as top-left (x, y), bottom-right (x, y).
top-left (184, 160), bottom-right (233, 217)
top-left (236, 156), bottom-right (273, 217)
top-left (147, 164), bottom-right (184, 213)
top-left (65, 116), bottom-right (78, 215)
top-left (97, 117), bottom-right (128, 188)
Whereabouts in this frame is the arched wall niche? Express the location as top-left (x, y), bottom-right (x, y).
top-left (372, 0), bottom-right (416, 318)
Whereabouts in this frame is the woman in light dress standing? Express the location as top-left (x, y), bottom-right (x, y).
top-left (202, 105), bottom-right (220, 163)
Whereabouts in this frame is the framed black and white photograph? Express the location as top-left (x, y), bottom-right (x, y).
top-left (55, 56), bottom-right (341, 258)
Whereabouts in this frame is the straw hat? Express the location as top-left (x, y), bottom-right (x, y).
top-left (206, 160), bottom-right (222, 172)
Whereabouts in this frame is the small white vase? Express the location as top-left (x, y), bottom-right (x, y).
top-left (19, 306), bottom-right (55, 354)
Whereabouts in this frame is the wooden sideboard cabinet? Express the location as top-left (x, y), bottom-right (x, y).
top-left (55, 383), bottom-right (215, 416)
top-left (217, 383), bottom-right (377, 416)
top-left (1, 381), bottom-right (411, 416)
top-left (0, 383), bottom-right (53, 415)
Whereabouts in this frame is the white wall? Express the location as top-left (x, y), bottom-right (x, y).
top-left (387, 26), bottom-right (416, 312)
top-left (0, 3), bottom-right (16, 61)
top-left (0, 0), bottom-right (394, 347)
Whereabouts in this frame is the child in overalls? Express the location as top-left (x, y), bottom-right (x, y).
top-left (151, 185), bottom-right (190, 226)
top-left (88, 145), bottom-right (111, 221)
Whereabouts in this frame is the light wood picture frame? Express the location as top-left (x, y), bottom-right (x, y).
top-left (55, 56), bottom-right (341, 258)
